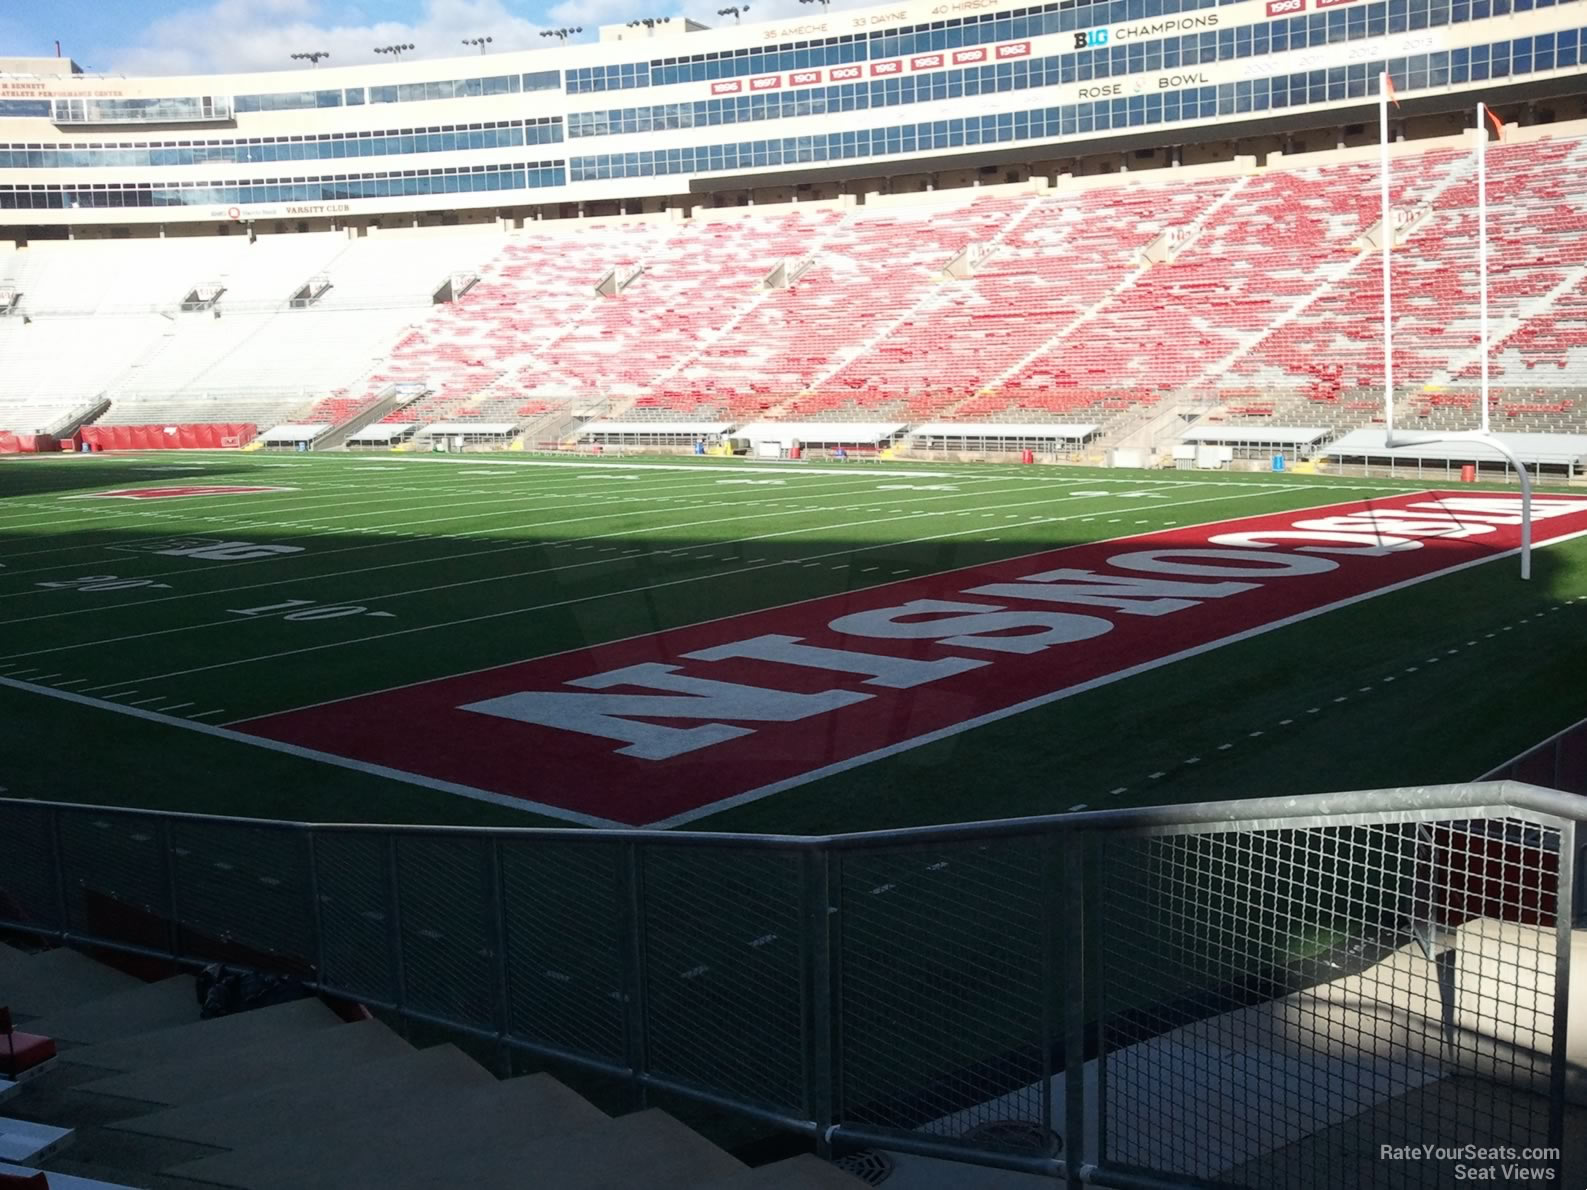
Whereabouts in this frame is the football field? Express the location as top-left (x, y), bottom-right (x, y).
top-left (3, 449), bottom-right (1587, 832)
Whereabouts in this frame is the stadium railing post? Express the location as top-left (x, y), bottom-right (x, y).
top-left (47, 808), bottom-right (68, 943)
top-left (1062, 832), bottom-right (1093, 1189)
top-left (617, 840), bottom-right (651, 1111)
top-left (800, 846), bottom-right (836, 1156)
top-left (486, 838), bottom-right (513, 1078)
top-left (383, 836), bottom-right (411, 1040)
top-left (304, 830), bottom-right (326, 993)
top-left (160, 819), bottom-right (182, 962)
top-left (1548, 819), bottom-right (1575, 1172)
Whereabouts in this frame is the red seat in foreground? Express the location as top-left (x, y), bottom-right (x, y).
top-left (0, 1170), bottom-right (47, 1188)
top-left (0, 1008), bottom-right (56, 1080)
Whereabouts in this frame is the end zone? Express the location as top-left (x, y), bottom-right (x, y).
top-left (234, 491), bottom-right (1587, 827)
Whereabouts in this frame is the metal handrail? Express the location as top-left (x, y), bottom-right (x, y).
top-left (0, 780), bottom-right (1578, 1189)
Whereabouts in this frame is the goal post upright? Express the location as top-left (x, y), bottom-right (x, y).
top-left (1378, 77), bottom-right (1531, 579)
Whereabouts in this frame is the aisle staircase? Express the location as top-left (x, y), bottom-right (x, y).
top-left (0, 941), bottom-right (864, 1190)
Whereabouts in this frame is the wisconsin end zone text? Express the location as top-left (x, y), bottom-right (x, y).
top-left (239, 492), bottom-right (1587, 825)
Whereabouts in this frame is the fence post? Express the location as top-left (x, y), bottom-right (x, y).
top-left (802, 847), bottom-right (836, 1155)
top-left (486, 838), bottom-right (513, 1077)
top-left (384, 836), bottom-right (410, 1038)
top-left (1062, 833), bottom-right (1093, 1190)
top-left (48, 809), bottom-right (69, 942)
top-left (1040, 836), bottom-right (1060, 1157)
top-left (304, 830), bottom-right (326, 989)
top-left (160, 819), bottom-right (182, 962)
top-left (1549, 819), bottom-right (1575, 1166)
top-left (618, 841), bottom-right (650, 1110)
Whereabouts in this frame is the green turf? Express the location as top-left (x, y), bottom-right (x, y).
top-left (2, 450), bottom-right (1582, 830)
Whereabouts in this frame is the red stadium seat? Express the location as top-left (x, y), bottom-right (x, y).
top-left (0, 1008), bottom-right (57, 1080)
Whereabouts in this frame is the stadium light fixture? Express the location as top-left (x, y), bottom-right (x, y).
top-left (627, 18), bottom-right (668, 30)
top-left (540, 27), bottom-right (583, 40)
top-left (718, 6), bottom-right (750, 21)
top-left (1376, 71), bottom-right (1532, 578)
top-left (799, 0), bottom-right (831, 8)
top-left (462, 36), bottom-right (493, 54)
top-left (374, 43), bottom-right (415, 59)
top-left (289, 51), bottom-right (330, 67)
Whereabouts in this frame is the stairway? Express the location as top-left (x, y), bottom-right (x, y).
top-left (0, 941), bottom-right (865, 1190)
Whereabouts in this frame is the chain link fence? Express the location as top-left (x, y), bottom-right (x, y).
top-left (0, 782), bottom-right (1577, 1189)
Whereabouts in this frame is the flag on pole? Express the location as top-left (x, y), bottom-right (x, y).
top-left (1384, 74), bottom-right (1400, 106)
top-left (1485, 105), bottom-right (1505, 140)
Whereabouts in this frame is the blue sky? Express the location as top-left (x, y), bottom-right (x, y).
top-left (13, 0), bottom-right (849, 76)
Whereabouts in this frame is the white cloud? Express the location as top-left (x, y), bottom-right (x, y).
top-left (101, 0), bottom-right (556, 76)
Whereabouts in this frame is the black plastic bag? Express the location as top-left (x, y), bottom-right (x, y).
top-left (195, 962), bottom-right (309, 1019)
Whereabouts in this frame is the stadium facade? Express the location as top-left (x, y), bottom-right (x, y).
top-left (3, 0), bottom-right (1587, 237)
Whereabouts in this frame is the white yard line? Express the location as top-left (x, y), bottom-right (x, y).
top-left (0, 470), bottom-right (1023, 569)
top-left (19, 485), bottom-right (1292, 659)
top-left (1, 478), bottom-right (1139, 622)
top-left (58, 487), bottom-right (1315, 697)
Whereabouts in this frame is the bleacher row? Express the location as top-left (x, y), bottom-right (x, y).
top-left (0, 941), bottom-right (861, 1190)
top-left (4, 125), bottom-right (1587, 444)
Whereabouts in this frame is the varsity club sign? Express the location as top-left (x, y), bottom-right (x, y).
top-left (239, 493), bottom-right (1587, 827)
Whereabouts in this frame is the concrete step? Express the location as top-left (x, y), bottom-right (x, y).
top-left (0, 951), bottom-right (141, 1019)
top-left (167, 1069), bottom-right (608, 1189)
top-left (122, 1043), bottom-right (496, 1149)
top-left (703, 1154), bottom-right (874, 1188)
top-left (406, 1107), bottom-right (749, 1190)
top-left (78, 1017), bottom-right (409, 1110)
top-left (0, 1116), bottom-right (72, 1165)
top-left (62, 997), bottom-right (341, 1076)
top-left (35, 1119), bottom-right (220, 1181)
top-left (0, 1161), bottom-right (139, 1190)
top-left (25, 977), bottom-right (199, 1046)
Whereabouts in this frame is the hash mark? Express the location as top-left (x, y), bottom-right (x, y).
top-left (1109, 787), bottom-right (1128, 796)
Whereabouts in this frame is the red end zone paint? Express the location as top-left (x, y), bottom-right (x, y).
top-left (67, 486), bottom-right (296, 500)
top-left (238, 491), bottom-right (1587, 826)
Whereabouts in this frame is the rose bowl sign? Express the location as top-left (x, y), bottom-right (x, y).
top-left (239, 492), bottom-right (1587, 827)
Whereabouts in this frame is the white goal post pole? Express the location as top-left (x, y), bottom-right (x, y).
top-left (1478, 101), bottom-right (1491, 436)
top-left (1474, 102), bottom-right (1531, 578)
top-left (1376, 87), bottom-right (1531, 578)
top-left (1381, 71), bottom-right (1395, 444)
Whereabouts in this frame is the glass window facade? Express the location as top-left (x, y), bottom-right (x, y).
top-left (567, 22), bottom-right (1587, 179)
top-left (0, 160), bottom-right (566, 209)
top-left (0, 119), bottom-right (563, 169)
top-left (566, 0), bottom-right (1228, 92)
top-left (50, 96), bottom-right (232, 123)
top-left (237, 69), bottom-right (560, 113)
top-left (566, 0), bottom-right (1580, 138)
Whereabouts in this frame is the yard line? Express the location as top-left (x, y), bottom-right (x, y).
top-left (60, 487), bottom-right (1307, 695)
top-left (2, 477), bottom-right (1186, 624)
top-left (41, 485), bottom-right (1295, 668)
top-left (0, 471), bottom-right (1025, 582)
